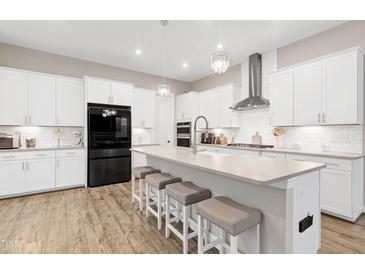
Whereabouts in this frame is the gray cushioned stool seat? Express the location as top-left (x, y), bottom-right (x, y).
top-left (197, 196), bottom-right (261, 236)
top-left (133, 166), bottom-right (161, 179)
top-left (166, 181), bottom-right (211, 206)
top-left (145, 173), bottom-right (181, 190)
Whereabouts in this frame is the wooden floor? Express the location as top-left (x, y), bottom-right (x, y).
top-left (0, 182), bottom-right (364, 254)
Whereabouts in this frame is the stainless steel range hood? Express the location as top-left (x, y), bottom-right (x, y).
top-left (230, 53), bottom-right (270, 111)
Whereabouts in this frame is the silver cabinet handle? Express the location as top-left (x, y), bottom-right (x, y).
top-left (65, 152), bottom-right (76, 155)
top-left (322, 113), bottom-right (325, 123)
top-left (318, 113), bottom-right (320, 123)
top-left (22, 162), bottom-right (25, 171)
top-left (25, 116), bottom-right (28, 125)
top-left (35, 153), bottom-right (47, 157)
top-left (324, 162), bottom-right (339, 167)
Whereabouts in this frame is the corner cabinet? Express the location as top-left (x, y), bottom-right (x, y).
top-left (270, 47), bottom-right (364, 126)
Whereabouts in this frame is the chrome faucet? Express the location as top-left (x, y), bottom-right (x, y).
top-left (192, 115), bottom-right (208, 154)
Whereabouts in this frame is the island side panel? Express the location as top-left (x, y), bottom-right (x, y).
top-left (147, 155), bottom-right (288, 253)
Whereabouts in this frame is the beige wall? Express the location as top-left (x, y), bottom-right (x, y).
top-left (0, 42), bottom-right (190, 95)
top-left (277, 21), bottom-right (365, 68)
top-left (190, 63), bottom-right (241, 91)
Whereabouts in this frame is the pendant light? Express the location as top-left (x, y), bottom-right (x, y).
top-left (158, 20), bottom-right (171, 96)
top-left (211, 22), bottom-right (231, 74)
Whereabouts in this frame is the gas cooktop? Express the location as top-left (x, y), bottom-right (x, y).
top-left (226, 143), bottom-right (274, 149)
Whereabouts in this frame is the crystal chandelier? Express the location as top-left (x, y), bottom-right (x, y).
top-left (211, 52), bottom-right (231, 74)
top-left (158, 20), bottom-right (171, 96)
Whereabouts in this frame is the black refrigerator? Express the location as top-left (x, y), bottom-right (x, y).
top-left (87, 103), bottom-right (131, 187)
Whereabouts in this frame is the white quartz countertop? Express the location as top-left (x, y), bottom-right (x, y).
top-left (131, 146), bottom-right (325, 185)
top-left (0, 146), bottom-right (85, 153)
top-left (198, 144), bottom-right (364, 160)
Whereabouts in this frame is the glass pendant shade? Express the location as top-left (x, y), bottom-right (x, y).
top-left (158, 84), bottom-right (171, 96)
top-left (211, 52), bottom-right (231, 74)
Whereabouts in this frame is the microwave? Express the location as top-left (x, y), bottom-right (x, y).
top-left (0, 136), bottom-right (20, 149)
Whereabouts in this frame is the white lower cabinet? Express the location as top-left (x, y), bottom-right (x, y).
top-left (56, 157), bottom-right (85, 188)
top-left (0, 161), bottom-right (26, 196)
top-left (286, 153), bottom-right (363, 221)
top-left (320, 169), bottom-right (352, 217)
top-left (0, 149), bottom-right (85, 198)
top-left (27, 158), bottom-right (55, 192)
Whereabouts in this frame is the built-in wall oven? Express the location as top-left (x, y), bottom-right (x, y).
top-left (176, 122), bottom-right (191, 147)
top-left (88, 103), bottom-right (131, 187)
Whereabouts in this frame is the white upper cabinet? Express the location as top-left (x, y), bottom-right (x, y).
top-left (293, 62), bottom-right (322, 125)
top-left (132, 88), bottom-right (156, 128)
top-left (0, 69), bottom-right (28, 126)
top-left (175, 92), bottom-right (200, 121)
top-left (270, 47), bottom-right (364, 126)
top-left (86, 77), bottom-right (110, 104)
top-left (199, 88), bottom-right (220, 128)
top-left (219, 84), bottom-right (241, 128)
top-left (28, 74), bottom-right (56, 126)
top-left (270, 69), bottom-right (294, 126)
top-left (86, 77), bottom-right (132, 106)
top-left (111, 82), bottom-right (132, 106)
top-left (56, 78), bottom-right (84, 126)
top-left (322, 49), bottom-right (363, 125)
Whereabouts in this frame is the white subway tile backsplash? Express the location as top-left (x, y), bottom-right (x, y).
top-left (0, 126), bottom-right (84, 148)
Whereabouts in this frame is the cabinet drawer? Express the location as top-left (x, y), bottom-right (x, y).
top-left (0, 152), bottom-right (28, 161)
top-left (27, 151), bottom-right (55, 159)
top-left (56, 149), bottom-right (85, 158)
top-left (286, 153), bottom-right (351, 171)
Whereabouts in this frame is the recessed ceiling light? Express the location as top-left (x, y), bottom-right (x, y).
top-left (135, 49), bottom-right (142, 55)
top-left (182, 62), bottom-right (188, 68)
top-left (217, 44), bottom-right (223, 49)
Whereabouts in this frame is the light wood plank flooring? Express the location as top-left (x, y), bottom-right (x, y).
top-left (0, 182), bottom-right (364, 254)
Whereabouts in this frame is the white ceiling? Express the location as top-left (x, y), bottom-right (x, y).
top-left (0, 20), bottom-right (344, 82)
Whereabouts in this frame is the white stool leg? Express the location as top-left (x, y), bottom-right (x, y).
top-left (139, 178), bottom-right (144, 211)
top-left (131, 175), bottom-right (136, 203)
top-left (256, 224), bottom-right (260, 254)
top-left (182, 205), bottom-right (190, 254)
top-left (197, 214), bottom-right (203, 254)
top-left (157, 189), bottom-right (162, 230)
top-left (218, 228), bottom-right (226, 254)
top-left (203, 219), bottom-right (210, 245)
top-left (176, 200), bottom-right (181, 223)
top-left (230, 235), bottom-right (238, 254)
top-left (165, 194), bottom-right (170, 238)
top-left (145, 182), bottom-right (150, 217)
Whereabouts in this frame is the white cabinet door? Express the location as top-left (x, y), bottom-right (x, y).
top-left (219, 85), bottom-right (241, 128)
top-left (199, 89), bottom-right (219, 128)
top-left (322, 51), bottom-right (361, 125)
top-left (27, 159), bottom-right (55, 192)
top-left (155, 96), bottom-right (173, 145)
top-left (0, 161), bottom-right (26, 196)
top-left (175, 94), bottom-right (184, 120)
top-left (28, 74), bottom-right (56, 126)
top-left (56, 78), bottom-right (84, 126)
top-left (86, 78), bottom-right (110, 104)
top-left (0, 69), bottom-right (28, 125)
top-left (270, 69), bottom-right (294, 126)
top-left (56, 157), bottom-right (85, 188)
top-left (320, 169), bottom-right (352, 217)
top-left (294, 62), bottom-right (322, 125)
top-left (111, 82), bottom-right (132, 106)
top-left (132, 88), bottom-right (156, 128)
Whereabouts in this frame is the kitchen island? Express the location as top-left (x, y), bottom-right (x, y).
top-left (131, 146), bottom-right (325, 254)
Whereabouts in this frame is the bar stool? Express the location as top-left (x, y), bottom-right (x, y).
top-left (197, 196), bottom-right (261, 254)
top-left (131, 166), bottom-right (161, 211)
top-left (165, 181), bottom-right (211, 254)
top-left (145, 173), bottom-right (182, 230)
